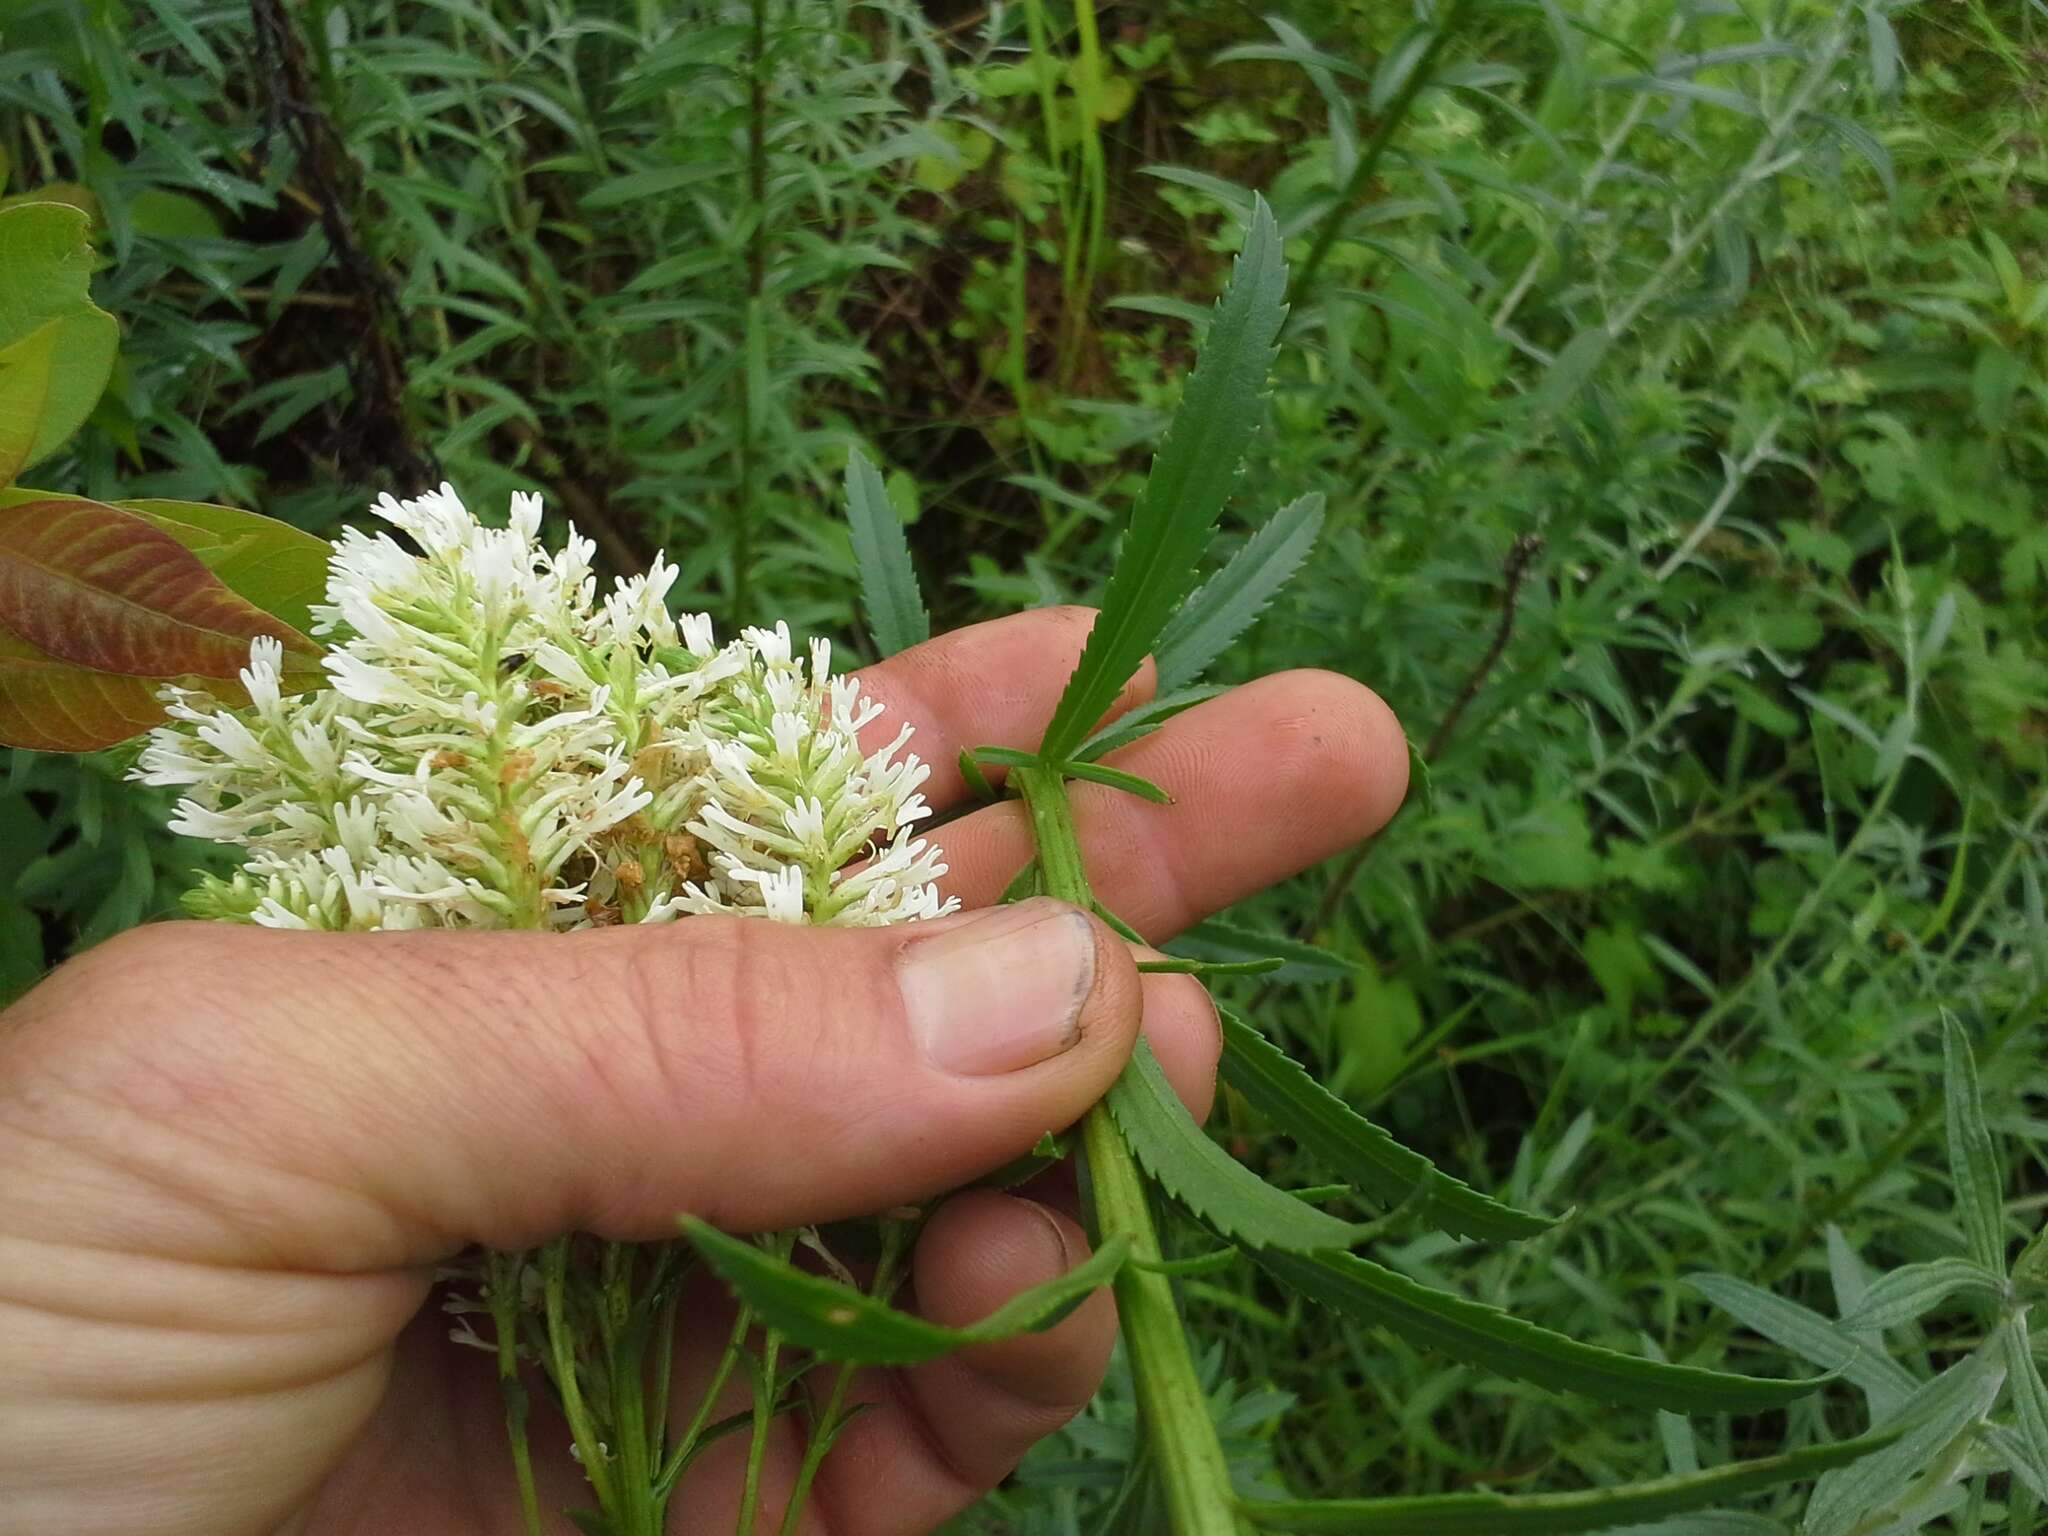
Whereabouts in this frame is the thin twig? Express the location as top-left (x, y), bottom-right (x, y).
top-left (1293, 0), bottom-right (1476, 298)
top-left (1650, 414), bottom-right (1784, 582)
top-left (1423, 533), bottom-right (1545, 763)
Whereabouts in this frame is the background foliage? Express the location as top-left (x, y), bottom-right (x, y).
top-left (1, 0), bottom-right (2044, 1528)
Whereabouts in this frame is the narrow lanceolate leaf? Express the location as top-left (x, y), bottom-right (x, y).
top-left (0, 626), bottom-right (169, 752)
top-left (0, 498), bottom-right (320, 680)
top-left (1072, 685), bottom-right (1224, 763)
top-left (1155, 492), bottom-right (1325, 692)
top-left (1802, 1349), bottom-right (2006, 1536)
top-left (2000, 1315), bottom-right (2048, 1497)
top-left (1059, 759), bottom-right (1173, 803)
top-left (1687, 1273), bottom-right (1918, 1413)
top-left (1171, 918), bottom-right (1358, 984)
top-left (1942, 1015), bottom-right (2007, 1273)
top-left (1107, 1040), bottom-right (1369, 1254)
top-left (843, 446), bottom-right (929, 659)
top-left (680, 1218), bottom-right (1128, 1366)
top-left (1238, 1429), bottom-right (1901, 1532)
top-left (1220, 1008), bottom-right (1551, 1243)
top-left (1839, 1258), bottom-right (2007, 1332)
top-left (0, 490), bottom-right (332, 635)
top-left (1257, 1248), bottom-right (1828, 1413)
top-left (1039, 197), bottom-right (1287, 761)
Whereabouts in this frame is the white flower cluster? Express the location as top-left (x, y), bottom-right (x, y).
top-left (134, 485), bottom-right (956, 934)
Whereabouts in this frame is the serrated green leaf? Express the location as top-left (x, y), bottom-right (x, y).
top-left (1107, 1040), bottom-right (1368, 1254)
top-left (681, 1218), bottom-right (1128, 1366)
top-left (1155, 492), bottom-right (1325, 692)
top-left (1687, 1273), bottom-right (1917, 1414)
top-left (1040, 198), bottom-right (1287, 761)
top-left (1072, 685), bottom-right (1225, 762)
top-left (1943, 1015), bottom-right (2006, 1273)
top-left (844, 446), bottom-right (928, 659)
top-left (1219, 1008), bottom-right (1551, 1242)
top-left (1839, 1258), bottom-right (2006, 1331)
top-left (1258, 1249), bottom-right (1827, 1412)
top-left (1803, 1349), bottom-right (2005, 1536)
top-left (1239, 1429), bottom-right (1900, 1532)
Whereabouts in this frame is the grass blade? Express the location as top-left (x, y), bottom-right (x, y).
top-left (1237, 1429), bottom-right (1901, 1532)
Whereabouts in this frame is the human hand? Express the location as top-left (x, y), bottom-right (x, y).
top-left (0, 607), bottom-right (1406, 1536)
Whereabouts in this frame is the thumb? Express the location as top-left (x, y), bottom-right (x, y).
top-left (1, 899), bottom-right (1141, 1270)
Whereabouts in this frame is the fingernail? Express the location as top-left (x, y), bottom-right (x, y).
top-left (899, 899), bottom-right (1097, 1076)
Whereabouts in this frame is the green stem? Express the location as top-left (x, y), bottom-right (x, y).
top-left (542, 1239), bottom-right (619, 1512)
top-left (780, 1220), bottom-right (914, 1534)
top-left (737, 1327), bottom-right (784, 1534)
top-left (1294, 0), bottom-right (1475, 298)
top-left (737, 1233), bottom-right (794, 1534)
top-left (655, 1304), bottom-right (753, 1499)
top-left (1015, 766), bottom-right (1243, 1536)
top-left (487, 1251), bottom-right (547, 1536)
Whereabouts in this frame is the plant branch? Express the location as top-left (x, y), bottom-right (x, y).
top-left (1293, 0), bottom-right (1475, 298)
top-left (1015, 764), bottom-right (1243, 1536)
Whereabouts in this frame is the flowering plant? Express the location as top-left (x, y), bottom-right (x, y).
top-left (0, 197), bottom-right (1898, 1535)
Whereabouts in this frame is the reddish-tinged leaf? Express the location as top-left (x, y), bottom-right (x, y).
top-left (0, 626), bottom-right (168, 752)
top-left (0, 488), bottom-right (333, 635)
top-left (0, 498), bottom-right (321, 679)
top-left (122, 498), bottom-right (331, 636)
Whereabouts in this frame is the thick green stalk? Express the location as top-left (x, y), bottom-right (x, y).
top-left (1015, 766), bottom-right (1242, 1536)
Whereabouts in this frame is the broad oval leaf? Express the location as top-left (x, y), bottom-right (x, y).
top-left (0, 203), bottom-right (118, 473)
top-left (1219, 1008), bottom-right (1552, 1242)
top-left (1238, 1428), bottom-right (1901, 1532)
top-left (0, 488), bottom-right (332, 637)
top-left (1039, 197), bottom-right (1288, 761)
top-left (1257, 1248), bottom-right (1829, 1413)
top-left (0, 498), bottom-right (320, 680)
top-left (0, 625), bottom-right (168, 752)
top-left (680, 1217), bottom-right (1129, 1366)
top-left (121, 499), bottom-right (332, 637)
top-left (1107, 1039), bottom-right (1370, 1255)
top-left (0, 320), bottom-right (57, 484)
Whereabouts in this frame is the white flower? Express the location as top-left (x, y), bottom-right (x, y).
top-left (136, 484), bottom-right (953, 936)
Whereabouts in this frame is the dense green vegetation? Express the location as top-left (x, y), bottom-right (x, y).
top-left (2, 0), bottom-right (2043, 1529)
